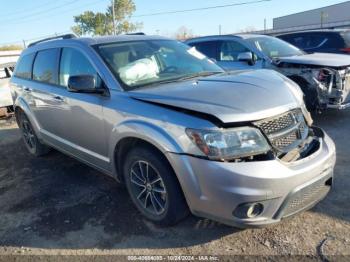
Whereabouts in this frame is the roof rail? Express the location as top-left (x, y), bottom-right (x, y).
top-left (125, 32), bottom-right (146, 35)
top-left (28, 34), bottom-right (77, 48)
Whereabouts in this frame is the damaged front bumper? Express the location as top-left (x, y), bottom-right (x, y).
top-left (166, 127), bottom-right (336, 228)
top-left (314, 67), bottom-right (350, 110)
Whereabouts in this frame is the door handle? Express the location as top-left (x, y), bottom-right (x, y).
top-left (52, 95), bottom-right (64, 102)
top-left (23, 87), bottom-right (32, 92)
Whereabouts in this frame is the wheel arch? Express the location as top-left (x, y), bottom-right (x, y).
top-left (14, 97), bottom-right (42, 136)
top-left (109, 120), bottom-right (183, 182)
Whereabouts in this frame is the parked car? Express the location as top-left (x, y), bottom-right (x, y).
top-left (276, 29), bottom-right (350, 55)
top-left (11, 34), bottom-right (335, 228)
top-left (0, 62), bottom-right (15, 116)
top-left (185, 34), bottom-right (350, 110)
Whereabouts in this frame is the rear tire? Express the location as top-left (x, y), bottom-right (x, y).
top-left (17, 111), bottom-right (50, 157)
top-left (123, 146), bottom-right (189, 226)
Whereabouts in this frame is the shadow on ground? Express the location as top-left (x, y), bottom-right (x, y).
top-left (310, 110), bottom-right (350, 223)
top-left (0, 127), bottom-right (238, 249)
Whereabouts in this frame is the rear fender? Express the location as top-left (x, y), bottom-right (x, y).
top-left (14, 97), bottom-right (43, 139)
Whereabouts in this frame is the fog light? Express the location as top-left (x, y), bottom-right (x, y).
top-left (233, 203), bottom-right (264, 219)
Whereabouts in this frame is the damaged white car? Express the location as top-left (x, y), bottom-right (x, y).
top-left (0, 62), bottom-right (15, 116)
top-left (186, 34), bottom-right (350, 110)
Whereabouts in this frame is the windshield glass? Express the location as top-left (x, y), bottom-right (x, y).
top-left (247, 36), bottom-right (304, 58)
top-left (95, 40), bottom-right (223, 90)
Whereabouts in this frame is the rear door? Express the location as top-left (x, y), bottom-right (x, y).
top-left (30, 48), bottom-right (63, 138)
top-left (189, 41), bottom-right (219, 61)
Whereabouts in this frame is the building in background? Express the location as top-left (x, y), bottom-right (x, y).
top-left (256, 1), bottom-right (350, 35)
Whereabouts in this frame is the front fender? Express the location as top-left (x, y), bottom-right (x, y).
top-left (109, 119), bottom-right (183, 155)
top-left (108, 119), bottom-right (184, 178)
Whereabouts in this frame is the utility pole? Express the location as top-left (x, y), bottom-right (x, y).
top-left (219, 24), bottom-right (222, 35)
top-left (112, 0), bottom-right (116, 35)
top-left (320, 11), bottom-right (328, 29)
top-left (264, 18), bottom-right (267, 33)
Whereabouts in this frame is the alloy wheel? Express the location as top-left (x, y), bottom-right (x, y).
top-left (21, 117), bottom-right (36, 150)
top-left (129, 160), bottom-right (167, 216)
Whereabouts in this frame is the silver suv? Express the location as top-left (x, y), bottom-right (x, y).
top-left (10, 34), bottom-right (336, 228)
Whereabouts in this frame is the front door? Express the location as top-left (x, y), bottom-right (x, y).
top-left (44, 47), bottom-right (109, 170)
top-left (216, 40), bottom-right (263, 71)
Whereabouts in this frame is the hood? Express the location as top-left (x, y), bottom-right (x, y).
top-left (277, 53), bottom-right (350, 68)
top-left (129, 69), bottom-right (300, 124)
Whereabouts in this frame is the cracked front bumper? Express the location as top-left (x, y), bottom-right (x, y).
top-left (166, 128), bottom-right (336, 228)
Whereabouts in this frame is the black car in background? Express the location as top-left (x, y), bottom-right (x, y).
top-left (277, 29), bottom-right (350, 55)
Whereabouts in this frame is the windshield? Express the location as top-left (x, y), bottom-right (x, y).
top-left (95, 40), bottom-right (223, 90)
top-left (247, 36), bottom-right (304, 58)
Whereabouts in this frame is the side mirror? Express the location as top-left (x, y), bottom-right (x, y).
top-left (67, 75), bottom-right (104, 94)
top-left (237, 52), bottom-right (255, 65)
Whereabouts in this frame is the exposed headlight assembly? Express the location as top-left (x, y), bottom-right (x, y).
top-left (312, 68), bottom-right (336, 93)
top-left (186, 127), bottom-right (270, 161)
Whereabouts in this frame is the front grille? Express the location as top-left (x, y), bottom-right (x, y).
top-left (279, 178), bottom-right (331, 218)
top-left (254, 109), bottom-right (309, 153)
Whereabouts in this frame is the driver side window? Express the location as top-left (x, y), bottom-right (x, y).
top-left (59, 48), bottom-right (100, 88)
top-left (218, 41), bottom-right (250, 61)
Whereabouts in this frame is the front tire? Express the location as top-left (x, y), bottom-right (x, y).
top-left (17, 111), bottom-right (50, 157)
top-left (123, 146), bottom-right (189, 226)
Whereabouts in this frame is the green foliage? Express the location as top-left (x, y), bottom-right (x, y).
top-left (0, 45), bottom-right (23, 51)
top-left (72, 0), bottom-right (142, 36)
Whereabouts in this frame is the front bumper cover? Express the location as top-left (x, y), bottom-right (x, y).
top-left (166, 128), bottom-right (336, 228)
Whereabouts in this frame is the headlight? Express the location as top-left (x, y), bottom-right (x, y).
top-left (312, 68), bottom-right (336, 93)
top-left (186, 127), bottom-right (270, 161)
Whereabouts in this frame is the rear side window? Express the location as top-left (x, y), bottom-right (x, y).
top-left (189, 41), bottom-right (218, 60)
top-left (14, 53), bottom-right (35, 79)
top-left (33, 49), bottom-right (59, 84)
top-left (59, 48), bottom-right (99, 87)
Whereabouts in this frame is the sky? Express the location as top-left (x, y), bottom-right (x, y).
top-left (0, 0), bottom-right (348, 46)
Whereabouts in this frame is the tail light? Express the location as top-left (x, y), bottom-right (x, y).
top-left (340, 47), bottom-right (350, 53)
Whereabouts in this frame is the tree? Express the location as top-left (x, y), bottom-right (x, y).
top-left (0, 45), bottom-right (23, 51)
top-left (174, 26), bottom-right (194, 40)
top-left (72, 0), bottom-right (142, 36)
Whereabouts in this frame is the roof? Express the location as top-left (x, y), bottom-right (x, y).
top-left (76, 34), bottom-right (170, 45)
top-left (28, 34), bottom-right (169, 49)
top-left (185, 33), bottom-right (270, 42)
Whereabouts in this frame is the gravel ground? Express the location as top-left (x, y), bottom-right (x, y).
top-left (0, 111), bottom-right (349, 260)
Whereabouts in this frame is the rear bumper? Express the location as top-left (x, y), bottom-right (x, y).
top-left (166, 128), bottom-right (336, 228)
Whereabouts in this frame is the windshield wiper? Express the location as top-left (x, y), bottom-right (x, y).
top-left (176, 71), bottom-right (223, 81)
top-left (129, 71), bottom-right (223, 90)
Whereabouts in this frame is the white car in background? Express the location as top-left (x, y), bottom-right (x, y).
top-left (0, 50), bottom-right (21, 116)
top-left (0, 62), bottom-right (16, 116)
